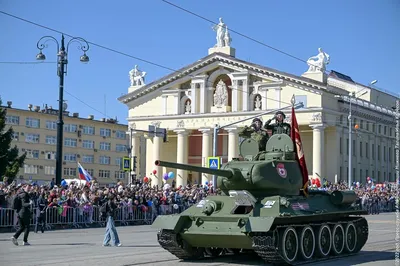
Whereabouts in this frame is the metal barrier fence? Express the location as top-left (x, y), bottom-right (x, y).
top-left (0, 200), bottom-right (396, 232)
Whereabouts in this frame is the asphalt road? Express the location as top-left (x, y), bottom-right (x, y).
top-left (0, 213), bottom-right (397, 266)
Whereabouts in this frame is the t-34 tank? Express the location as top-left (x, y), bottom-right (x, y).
top-left (151, 133), bottom-right (368, 265)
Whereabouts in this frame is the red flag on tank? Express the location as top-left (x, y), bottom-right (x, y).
top-left (290, 98), bottom-right (309, 196)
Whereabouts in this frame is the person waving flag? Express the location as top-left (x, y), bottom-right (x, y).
top-left (78, 162), bottom-right (92, 183)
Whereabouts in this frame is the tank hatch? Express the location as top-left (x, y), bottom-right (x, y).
top-left (239, 138), bottom-right (259, 160)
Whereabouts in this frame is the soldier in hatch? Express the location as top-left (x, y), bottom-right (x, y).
top-left (264, 111), bottom-right (291, 136)
top-left (239, 118), bottom-right (270, 152)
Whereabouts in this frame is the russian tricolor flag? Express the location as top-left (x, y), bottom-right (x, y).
top-left (78, 162), bottom-right (92, 183)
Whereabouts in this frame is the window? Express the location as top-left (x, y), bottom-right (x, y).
top-left (99, 156), bottom-right (110, 165)
top-left (384, 146), bottom-right (386, 161)
top-left (63, 167), bottom-right (77, 176)
top-left (100, 142), bottom-right (111, 151)
top-left (366, 170), bottom-right (369, 179)
top-left (45, 151), bottom-right (56, 160)
top-left (5, 115), bottom-right (19, 125)
top-left (24, 164), bottom-right (38, 174)
top-left (366, 143), bottom-right (369, 158)
top-left (372, 144), bottom-right (375, 159)
top-left (378, 145), bottom-right (380, 160)
top-left (346, 138), bottom-right (349, 155)
top-left (352, 139), bottom-right (355, 156)
top-left (86, 169), bottom-right (94, 177)
top-left (64, 138), bottom-right (77, 147)
top-left (115, 171), bottom-right (126, 179)
top-left (99, 170), bottom-right (110, 178)
top-left (26, 149), bottom-right (40, 159)
top-left (26, 117), bottom-right (40, 128)
top-left (115, 157), bottom-right (122, 166)
top-left (64, 124), bottom-right (77, 132)
top-left (82, 140), bottom-right (94, 149)
top-left (82, 126), bottom-right (95, 135)
top-left (12, 132), bottom-right (19, 141)
top-left (46, 136), bottom-right (56, 145)
top-left (389, 147), bottom-right (392, 162)
top-left (294, 95), bottom-right (307, 109)
top-left (339, 137), bottom-right (342, 154)
top-left (115, 130), bottom-right (126, 139)
top-left (25, 134), bottom-right (40, 143)
top-left (64, 153), bottom-right (77, 162)
top-left (82, 155), bottom-right (94, 164)
top-left (100, 128), bottom-right (111, 137)
top-left (116, 144), bottom-right (127, 152)
top-left (46, 120), bottom-right (57, 130)
top-left (44, 166), bottom-right (55, 175)
top-left (359, 141), bottom-right (362, 157)
top-left (360, 169), bottom-right (362, 181)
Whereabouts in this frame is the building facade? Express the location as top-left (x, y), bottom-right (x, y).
top-left (3, 102), bottom-right (129, 185)
top-left (119, 20), bottom-right (397, 187)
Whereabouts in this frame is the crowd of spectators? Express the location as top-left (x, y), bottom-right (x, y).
top-left (0, 177), bottom-right (398, 220)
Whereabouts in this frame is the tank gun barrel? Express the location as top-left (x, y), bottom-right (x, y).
top-left (155, 160), bottom-right (233, 178)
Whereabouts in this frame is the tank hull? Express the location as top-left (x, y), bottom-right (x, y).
top-left (152, 190), bottom-right (369, 265)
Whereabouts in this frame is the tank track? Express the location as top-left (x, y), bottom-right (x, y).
top-left (252, 217), bottom-right (369, 265)
top-left (157, 229), bottom-right (205, 260)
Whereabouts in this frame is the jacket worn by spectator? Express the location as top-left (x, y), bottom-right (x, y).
top-left (17, 191), bottom-right (33, 220)
top-left (106, 199), bottom-right (118, 219)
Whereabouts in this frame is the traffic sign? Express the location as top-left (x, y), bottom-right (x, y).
top-left (207, 157), bottom-right (220, 169)
top-left (122, 157), bottom-right (130, 171)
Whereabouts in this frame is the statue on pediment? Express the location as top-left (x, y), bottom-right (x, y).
top-left (129, 65), bottom-right (146, 86)
top-left (213, 79), bottom-right (228, 107)
top-left (306, 48), bottom-right (330, 73)
top-left (212, 18), bottom-right (230, 47)
top-left (254, 95), bottom-right (262, 110)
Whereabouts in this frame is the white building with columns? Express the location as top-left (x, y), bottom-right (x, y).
top-left (118, 20), bottom-right (397, 188)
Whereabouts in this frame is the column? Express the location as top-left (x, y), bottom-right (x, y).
top-left (231, 80), bottom-right (239, 112)
top-left (174, 93), bottom-right (180, 114)
top-left (152, 135), bottom-right (163, 186)
top-left (162, 95), bottom-right (168, 115)
top-left (196, 75), bottom-right (208, 113)
top-left (226, 127), bottom-right (239, 161)
top-left (190, 82), bottom-right (197, 114)
top-left (174, 129), bottom-right (189, 187)
top-left (242, 78), bottom-right (249, 111)
top-left (260, 88), bottom-right (268, 110)
top-left (310, 124), bottom-right (326, 180)
top-left (199, 128), bottom-right (212, 185)
top-left (131, 131), bottom-right (142, 180)
top-left (275, 88), bottom-right (282, 108)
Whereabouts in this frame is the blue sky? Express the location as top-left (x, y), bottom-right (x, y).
top-left (1, 0), bottom-right (399, 125)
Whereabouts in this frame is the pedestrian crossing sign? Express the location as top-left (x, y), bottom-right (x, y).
top-left (122, 157), bottom-right (130, 171)
top-left (207, 157), bottom-right (220, 169)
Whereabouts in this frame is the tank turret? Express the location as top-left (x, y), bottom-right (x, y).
top-left (155, 133), bottom-right (303, 197)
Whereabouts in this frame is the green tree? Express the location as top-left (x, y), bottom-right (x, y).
top-left (0, 97), bottom-right (26, 183)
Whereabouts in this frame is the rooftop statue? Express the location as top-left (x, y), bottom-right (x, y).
top-left (129, 65), bottom-right (146, 86)
top-left (212, 18), bottom-right (231, 48)
top-left (306, 47), bottom-right (330, 73)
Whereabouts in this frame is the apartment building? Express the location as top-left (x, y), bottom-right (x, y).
top-left (3, 101), bottom-right (129, 185)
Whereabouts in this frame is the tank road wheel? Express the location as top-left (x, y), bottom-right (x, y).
top-left (344, 222), bottom-right (357, 253)
top-left (332, 224), bottom-right (345, 255)
top-left (280, 226), bottom-right (299, 263)
top-left (226, 248), bottom-right (241, 255)
top-left (205, 247), bottom-right (224, 257)
top-left (299, 226), bottom-right (315, 260)
top-left (181, 239), bottom-right (205, 259)
top-left (316, 224), bottom-right (332, 257)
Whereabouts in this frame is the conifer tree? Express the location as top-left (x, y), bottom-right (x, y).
top-left (0, 97), bottom-right (26, 183)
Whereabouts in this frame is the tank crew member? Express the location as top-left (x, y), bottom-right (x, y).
top-left (264, 111), bottom-right (291, 136)
top-left (239, 118), bottom-right (270, 152)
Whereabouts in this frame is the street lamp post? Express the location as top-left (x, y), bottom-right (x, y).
top-left (127, 127), bottom-right (133, 184)
top-left (36, 34), bottom-right (90, 185)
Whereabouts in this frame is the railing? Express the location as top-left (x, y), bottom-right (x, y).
top-left (0, 200), bottom-right (396, 231)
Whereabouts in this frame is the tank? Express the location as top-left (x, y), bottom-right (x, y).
top-left (151, 133), bottom-right (369, 265)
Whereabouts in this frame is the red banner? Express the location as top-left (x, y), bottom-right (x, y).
top-left (290, 106), bottom-right (309, 195)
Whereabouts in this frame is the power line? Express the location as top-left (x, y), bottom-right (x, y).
top-left (160, 0), bottom-right (314, 68)
top-left (0, 10), bottom-right (292, 106)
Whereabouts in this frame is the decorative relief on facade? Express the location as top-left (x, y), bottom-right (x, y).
top-left (213, 79), bottom-right (228, 107)
top-left (311, 113), bottom-right (322, 122)
top-left (176, 120), bottom-right (185, 128)
top-left (129, 122), bottom-right (136, 129)
top-left (151, 121), bottom-right (161, 128)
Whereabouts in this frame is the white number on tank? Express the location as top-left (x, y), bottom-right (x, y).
top-left (263, 201), bottom-right (276, 208)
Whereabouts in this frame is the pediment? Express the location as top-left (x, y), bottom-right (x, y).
top-left (118, 52), bottom-right (328, 107)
